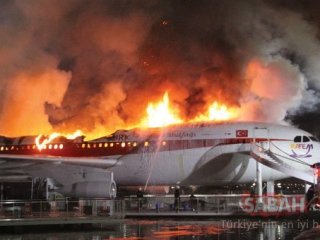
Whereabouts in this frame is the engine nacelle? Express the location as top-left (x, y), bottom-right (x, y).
top-left (71, 180), bottom-right (117, 198)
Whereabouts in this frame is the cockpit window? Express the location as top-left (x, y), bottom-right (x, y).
top-left (310, 136), bottom-right (319, 142)
top-left (303, 136), bottom-right (310, 142)
top-left (294, 136), bottom-right (301, 143)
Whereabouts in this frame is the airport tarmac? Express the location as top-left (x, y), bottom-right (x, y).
top-left (0, 218), bottom-right (319, 239)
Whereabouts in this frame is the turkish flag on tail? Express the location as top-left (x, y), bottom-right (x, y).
top-left (236, 130), bottom-right (248, 137)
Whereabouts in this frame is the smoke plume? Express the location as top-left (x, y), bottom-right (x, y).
top-left (1, 0), bottom-right (320, 137)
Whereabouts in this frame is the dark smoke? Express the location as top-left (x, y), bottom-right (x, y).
top-left (1, 0), bottom-right (320, 137)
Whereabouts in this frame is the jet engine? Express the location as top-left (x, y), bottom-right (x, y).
top-left (71, 180), bottom-right (117, 198)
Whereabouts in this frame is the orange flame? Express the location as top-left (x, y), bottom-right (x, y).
top-left (34, 93), bottom-right (239, 143)
top-left (192, 101), bottom-right (239, 122)
top-left (142, 92), bottom-right (183, 128)
top-left (140, 92), bottom-right (239, 128)
top-left (35, 130), bottom-right (83, 151)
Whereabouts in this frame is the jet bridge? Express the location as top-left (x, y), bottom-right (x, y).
top-left (250, 140), bottom-right (318, 196)
top-left (251, 141), bottom-right (317, 184)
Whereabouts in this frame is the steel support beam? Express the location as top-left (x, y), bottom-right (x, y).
top-left (266, 181), bottom-right (274, 195)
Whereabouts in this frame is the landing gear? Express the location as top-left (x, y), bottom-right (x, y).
top-left (32, 178), bottom-right (47, 200)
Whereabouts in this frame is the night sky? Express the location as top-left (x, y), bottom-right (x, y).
top-left (0, 0), bottom-right (320, 137)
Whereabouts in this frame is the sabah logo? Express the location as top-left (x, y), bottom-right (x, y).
top-left (240, 194), bottom-right (305, 216)
top-left (290, 143), bottom-right (313, 158)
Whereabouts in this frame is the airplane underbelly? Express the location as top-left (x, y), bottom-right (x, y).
top-left (110, 147), bottom-right (210, 186)
top-left (110, 146), bottom-right (288, 186)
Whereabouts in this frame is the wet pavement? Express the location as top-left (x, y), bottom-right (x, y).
top-left (0, 218), bottom-right (320, 239)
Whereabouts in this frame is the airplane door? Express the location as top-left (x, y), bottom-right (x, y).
top-left (253, 127), bottom-right (270, 151)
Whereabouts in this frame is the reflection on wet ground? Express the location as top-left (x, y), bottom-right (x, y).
top-left (121, 220), bottom-right (226, 239)
top-left (1, 218), bottom-right (320, 239)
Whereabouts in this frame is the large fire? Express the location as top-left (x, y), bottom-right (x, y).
top-left (192, 101), bottom-right (239, 122)
top-left (34, 92), bottom-right (239, 150)
top-left (141, 92), bottom-right (239, 128)
top-left (35, 130), bottom-right (83, 151)
top-left (142, 92), bottom-right (183, 128)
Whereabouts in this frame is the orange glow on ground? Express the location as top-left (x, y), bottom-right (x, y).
top-left (108, 238), bottom-right (143, 240)
top-left (153, 224), bottom-right (224, 238)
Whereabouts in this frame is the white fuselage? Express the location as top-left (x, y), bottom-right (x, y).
top-left (1, 121), bottom-right (319, 189)
top-left (107, 122), bottom-right (320, 186)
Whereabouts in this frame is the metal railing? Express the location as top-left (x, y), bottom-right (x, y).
top-left (124, 195), bottom-right (256, 214)
top-left (0, 199), bottom-right (124, 219)
top-left (123, 194), bottom-right (308, 216)
top-left (0, 194), bottom-right (309, 219)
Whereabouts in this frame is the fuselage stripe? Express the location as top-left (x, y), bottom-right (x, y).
top-left (0, 138), bottom-right (288, 157)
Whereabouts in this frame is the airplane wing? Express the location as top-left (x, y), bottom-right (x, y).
top-left (0, 154), bottom-right (119, 198)
top-left (0, 154), bottom-right (119, 169)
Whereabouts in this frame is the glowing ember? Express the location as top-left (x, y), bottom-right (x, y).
top-left (193, 101), bottom-right (239, 122)
top-left (142, 92), bottom-right (183, 128)
top-left (35, 130), bottom-right (83, 151)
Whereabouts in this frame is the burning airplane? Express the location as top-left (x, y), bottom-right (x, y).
top-left (1, 1), bottom-right (320, 198)
top-left (0, 93), bottom-right (319, 198)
